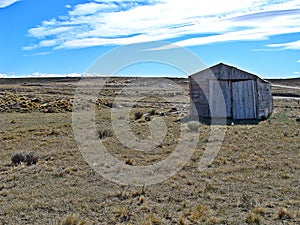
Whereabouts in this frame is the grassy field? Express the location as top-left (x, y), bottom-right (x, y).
top-left (0, 78), bottom-right (299, 224)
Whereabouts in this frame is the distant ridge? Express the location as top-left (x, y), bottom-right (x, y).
top-left (267, 77), bottom-right (300, 87)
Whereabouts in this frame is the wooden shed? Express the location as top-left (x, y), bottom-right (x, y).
top-left (189, 63), bottom-right (273, 120)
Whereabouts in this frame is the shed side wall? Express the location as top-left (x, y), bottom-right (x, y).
top-left (257, 81), bottom-right (273, 119)
top-left (189, 77), bottom-right (209, 117)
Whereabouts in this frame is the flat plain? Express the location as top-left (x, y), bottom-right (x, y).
top-left (0, 77), bottom-right (299, 225)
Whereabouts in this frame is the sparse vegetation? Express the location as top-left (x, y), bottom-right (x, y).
top-left (60, 214), bottom-right (86, 225)
top-left (0, 77), bottom-right (299, 224)
top-left (98, 128), bottom-right (113, 139)
top-left (11, 152), bottom-right (38, 166)
top-left (115, 206), bottom-right (131, 222)
top-left (148, 109), bottom-right (157, 116)
top-left (178, 214), bottom-right (187, 225)
top-left (277, 208), bottom-right (291, 220)
top-left (11, 152), bottom-right (25, 165)
top-left (137, 195), bottom-right (145, 205)
top-left (189, 204), bottom-right (208, 222)
top-left (24, 152), bottom-right (38, 165)
top-left (245, 212), bottom-right (260, 224)
top-left (141, 214), bottom-right (161, 225)
top-left (134, 111), bottom-right (143, 120)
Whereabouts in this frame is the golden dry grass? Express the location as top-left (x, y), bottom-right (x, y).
top-left (0, 78), bottom-right (299, 224)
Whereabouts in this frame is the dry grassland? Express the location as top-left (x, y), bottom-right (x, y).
top-left (0, 78), bottom-right (299, 224)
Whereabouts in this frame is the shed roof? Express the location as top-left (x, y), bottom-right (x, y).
top-left (189, 63), bottom-right (270, 83)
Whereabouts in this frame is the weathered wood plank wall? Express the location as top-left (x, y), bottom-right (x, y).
top-left (189, 63), bottom-right (273, 120)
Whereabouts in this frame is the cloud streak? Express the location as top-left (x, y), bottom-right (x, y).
top-left (23, 0), bottom-right (300, 50)
top-left (0, 72), bottom-right (82, 78)
top-left (266, 40), bottom-right (300, 50)
top-left (0, 0), bottom-right (20, 8)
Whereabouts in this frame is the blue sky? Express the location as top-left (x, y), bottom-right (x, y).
top-left (0, 0), bottom-right (300, 78)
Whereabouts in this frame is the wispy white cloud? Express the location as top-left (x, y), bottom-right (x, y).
top-left (266, 40), bottom-right (300, 50)
top-left (0, 72), bottom-right (82, 78)
top-left (23, 0), bottom-right (300, 50)
top-left (22, 40), bottom-right (58, 51)
top-left (294, 71), bottom-right (300, 74)
top-left (174, 27), bottom-right (300, 48)
top-left (30, 72), bottom-right (82, 78)
top-left (23, 51), bottom-right (52, 56)
top-left (69, 2), bottom-right (118, 16)
top-left (28, 26), bottom-right (73, 39)
top-left (0, 0), bottom-right (20, 8)
top-left (297, 59), bottom-right (300, 63)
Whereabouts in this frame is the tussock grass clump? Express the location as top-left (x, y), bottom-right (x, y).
top-left (277, 208), bottom-right (291, 220)
top-left (141, 214), bottom-right (161, 225)
top-left (137, 195), bottom-right (145, 205)
top-left (245, 212), bottom-right (260, 224)
top-left (134, 111), bottom-right (143, 120)
top-left (189, 204), bottom-right (208, 222)
top-left (148, 109), bottom-right (157, 116)
top-left (60, 214), bottom-right (86, 225)
top-left (252, 207), bottom-right (266, 216)
top-left (178, 214), bottom-right (187, 225)
top-left (115, 206), bottom-right (131, 222)
top-left (98, 129), bottom-right (113, 139)
top-left (239, 194), bottom-right (254, 210)
top-left (280, 172), bottom-right (291, 179)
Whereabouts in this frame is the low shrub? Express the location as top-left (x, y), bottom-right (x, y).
top-left (245, 212), bottom-right (260, 224)
top-left (277, 208), bottom-right (291, 220)
top-left (24, 152), bottom-right (38, 166)
top-left (148, 109), bottom-right (157, 115)
top-left (60, 214), bottom-right (86, 225)
top-left (11, 153), bottom-right (25, 165)
top-left (134, 111), bottom-right (143, 120)
top-left (11, 152), bottom-right (38, 166)
top-left (98, 129), bottom-right (113, 139)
